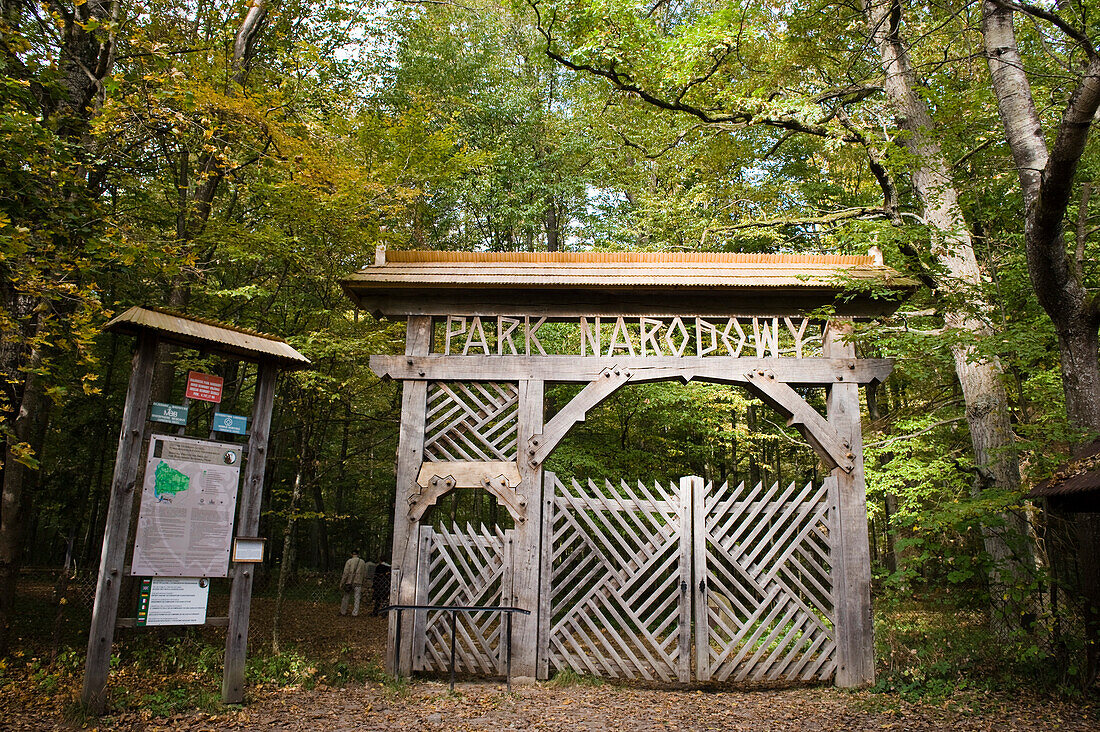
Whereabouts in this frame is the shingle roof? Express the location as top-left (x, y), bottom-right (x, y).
top-left (103, 306), bottom-right (311, 369)
top-left (341, 249), bottom-right (918, 318)
top-left (1030, 439), bottom-right (1100, 498)
top-left (345, 250), bottom-right (917, 290)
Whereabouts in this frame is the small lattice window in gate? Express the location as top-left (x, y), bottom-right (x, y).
top-left (424, 382), bottom-right (519, 462)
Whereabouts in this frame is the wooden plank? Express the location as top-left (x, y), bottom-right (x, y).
top-left (387, 315), bottom-right (433, 675)
top-left (371, 355), bottom-right (894, 386)
top-left (678, 477), bottom-right (696, 683)
top-left (412, 526), bottom-right (432, 671)
top-left (222, 361), bottom-right (278, 703)
top-left (501, 531), bottom-right (515, 675)
top-left (81, 333), bottom-right (156, 714)
top-left (823, 319), bottom-right (874, 688)
top-left (536, 473), bottom-right (557, 680)
top-left (416, 461), bottom-right (521, 489)
top-left (350, 288), bottom-right (907, 320)
top-left (693, 477), bottom-right (710, 681)
top-left (512, 379), bottom-right (544, 680)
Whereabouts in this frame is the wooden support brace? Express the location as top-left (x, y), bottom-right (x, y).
top-left (742, 370), bottom-right (854, 473)
top-left (527, 366), bottom-right (630, 465)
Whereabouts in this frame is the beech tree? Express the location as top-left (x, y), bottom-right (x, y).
top-left (863, 0), bottom-right (1030, 625)
top-left (526, 0), bottom-right (1033, 623)
top-left (0, 0), bottom-right (125, 656)
top-left (980, 0), bottom-right (1100, 679)
top-left (982, 1), bottom-right (1100, 440)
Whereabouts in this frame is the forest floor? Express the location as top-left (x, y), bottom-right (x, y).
top-left (1, 581), bottom-right (1097, 730)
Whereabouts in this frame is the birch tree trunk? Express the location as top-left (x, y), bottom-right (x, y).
top-left (864, 0), bottom-right (1032, 627)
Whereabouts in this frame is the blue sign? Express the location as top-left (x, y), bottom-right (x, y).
top-left (212, 412), bottom-right (248, 436)
top-left (150, 402), bottom-right (189, 426)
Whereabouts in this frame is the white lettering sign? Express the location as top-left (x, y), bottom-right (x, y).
top-left (440, 316), bottom-right (818, 358)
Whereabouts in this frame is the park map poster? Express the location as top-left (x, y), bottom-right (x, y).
top-left (131, 435), bottom-right (242, 578)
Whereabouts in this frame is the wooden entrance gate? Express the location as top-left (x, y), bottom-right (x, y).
top-left (413, 524), bottom-right (514, 674)
top-left (346, 248), bottom-right (917, 687)
top-left (539, 475), bottom-right (692, 682)
top-left (694, 478), bottom-right (836, 682)
top-left (539, 473), bottom-right (837, 682)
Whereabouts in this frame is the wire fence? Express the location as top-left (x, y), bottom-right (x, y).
top-left (20, 565), bottom-right (349, 610)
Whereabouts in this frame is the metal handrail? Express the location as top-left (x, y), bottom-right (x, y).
top-left (384, 604), bottom-right (531, 691)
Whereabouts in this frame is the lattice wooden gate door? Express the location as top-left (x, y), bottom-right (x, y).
top-left (693, 477), bottom-right (837, 682)
top-left (540, 473), bottom-right (837, 683)
top-left (413, 524), bottom-right (514, 675)
top-left (539, 473), bottom-right (692, 682)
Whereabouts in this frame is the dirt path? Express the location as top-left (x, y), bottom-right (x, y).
top-left (4, 598), bottom-right (1096, 730)
top-left (10, 678), bottom-right (1094, 731)
top-left (209, 681), bottom-right (1095, 731)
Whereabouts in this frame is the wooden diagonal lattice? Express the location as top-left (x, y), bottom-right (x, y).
top-left (424, 382), bottom-right (518, 462)
top-left (695, 479), bottom-right (836, 682)
top-left (546, 476), bottom-right (689, 682)
top-left (415, 524), bottom-right (513, 675)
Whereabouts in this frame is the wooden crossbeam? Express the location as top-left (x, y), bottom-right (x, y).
top-left (411, 461), bottom-right (527, 523)
top-left (372, 355), bottom-right (894, 385)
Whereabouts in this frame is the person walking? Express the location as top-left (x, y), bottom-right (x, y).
top-left (340, 550), bottom-right (375, 617)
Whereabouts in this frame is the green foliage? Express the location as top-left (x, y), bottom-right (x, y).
top-left (246, 647), bottom-right (320, 689)
top-left (3, 0), bottom-right (1100, 704)
top-left (874, 597), bottom-right (1087, 701)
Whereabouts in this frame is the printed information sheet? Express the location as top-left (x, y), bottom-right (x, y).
top-left (131, 435), bottom-right (241, 577)
top-left (136, 578), bottom-right (210, 626)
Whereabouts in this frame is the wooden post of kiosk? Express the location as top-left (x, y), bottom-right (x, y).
top-left (222, 362), bottom-right (277, 703)
top-left (81, 333), bottom-right (157, 714)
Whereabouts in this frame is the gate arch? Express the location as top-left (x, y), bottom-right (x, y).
top-left (343, 248), bottom-right (917, 687)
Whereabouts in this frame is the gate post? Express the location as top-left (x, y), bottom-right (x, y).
top-left (222, 361), bottom-right (278, 703)
top-left (823, 319), bottom-right (875, 687)
top-left (536, 472), bottom-right (555, 680)
top-left (512, 379), bottom-right (544, 680)
top-left (411, 525), bottom-right (433, 672)
top-left (387, 315), bottom-right (433, 675)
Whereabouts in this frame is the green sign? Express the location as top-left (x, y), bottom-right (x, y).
top-left (150, 402), bottom-right (188, 426)
top-left (213, 412), bottom-right (248, 435)
top-left (136, 578), bottom-right (152, 626)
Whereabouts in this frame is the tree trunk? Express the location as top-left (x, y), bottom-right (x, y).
top-left (544, 195), bottom-right (560, 251)
top-left (980, 1), bottom-right (1100, 677)
top-left (0, 312), bottom-right (48, 656)
top-left (981, 1), bottom-right (1100, 436)
top-left (865, 0), bottom-right (1031, 627)
top-left (272, 428), bottom-right (306, 655)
